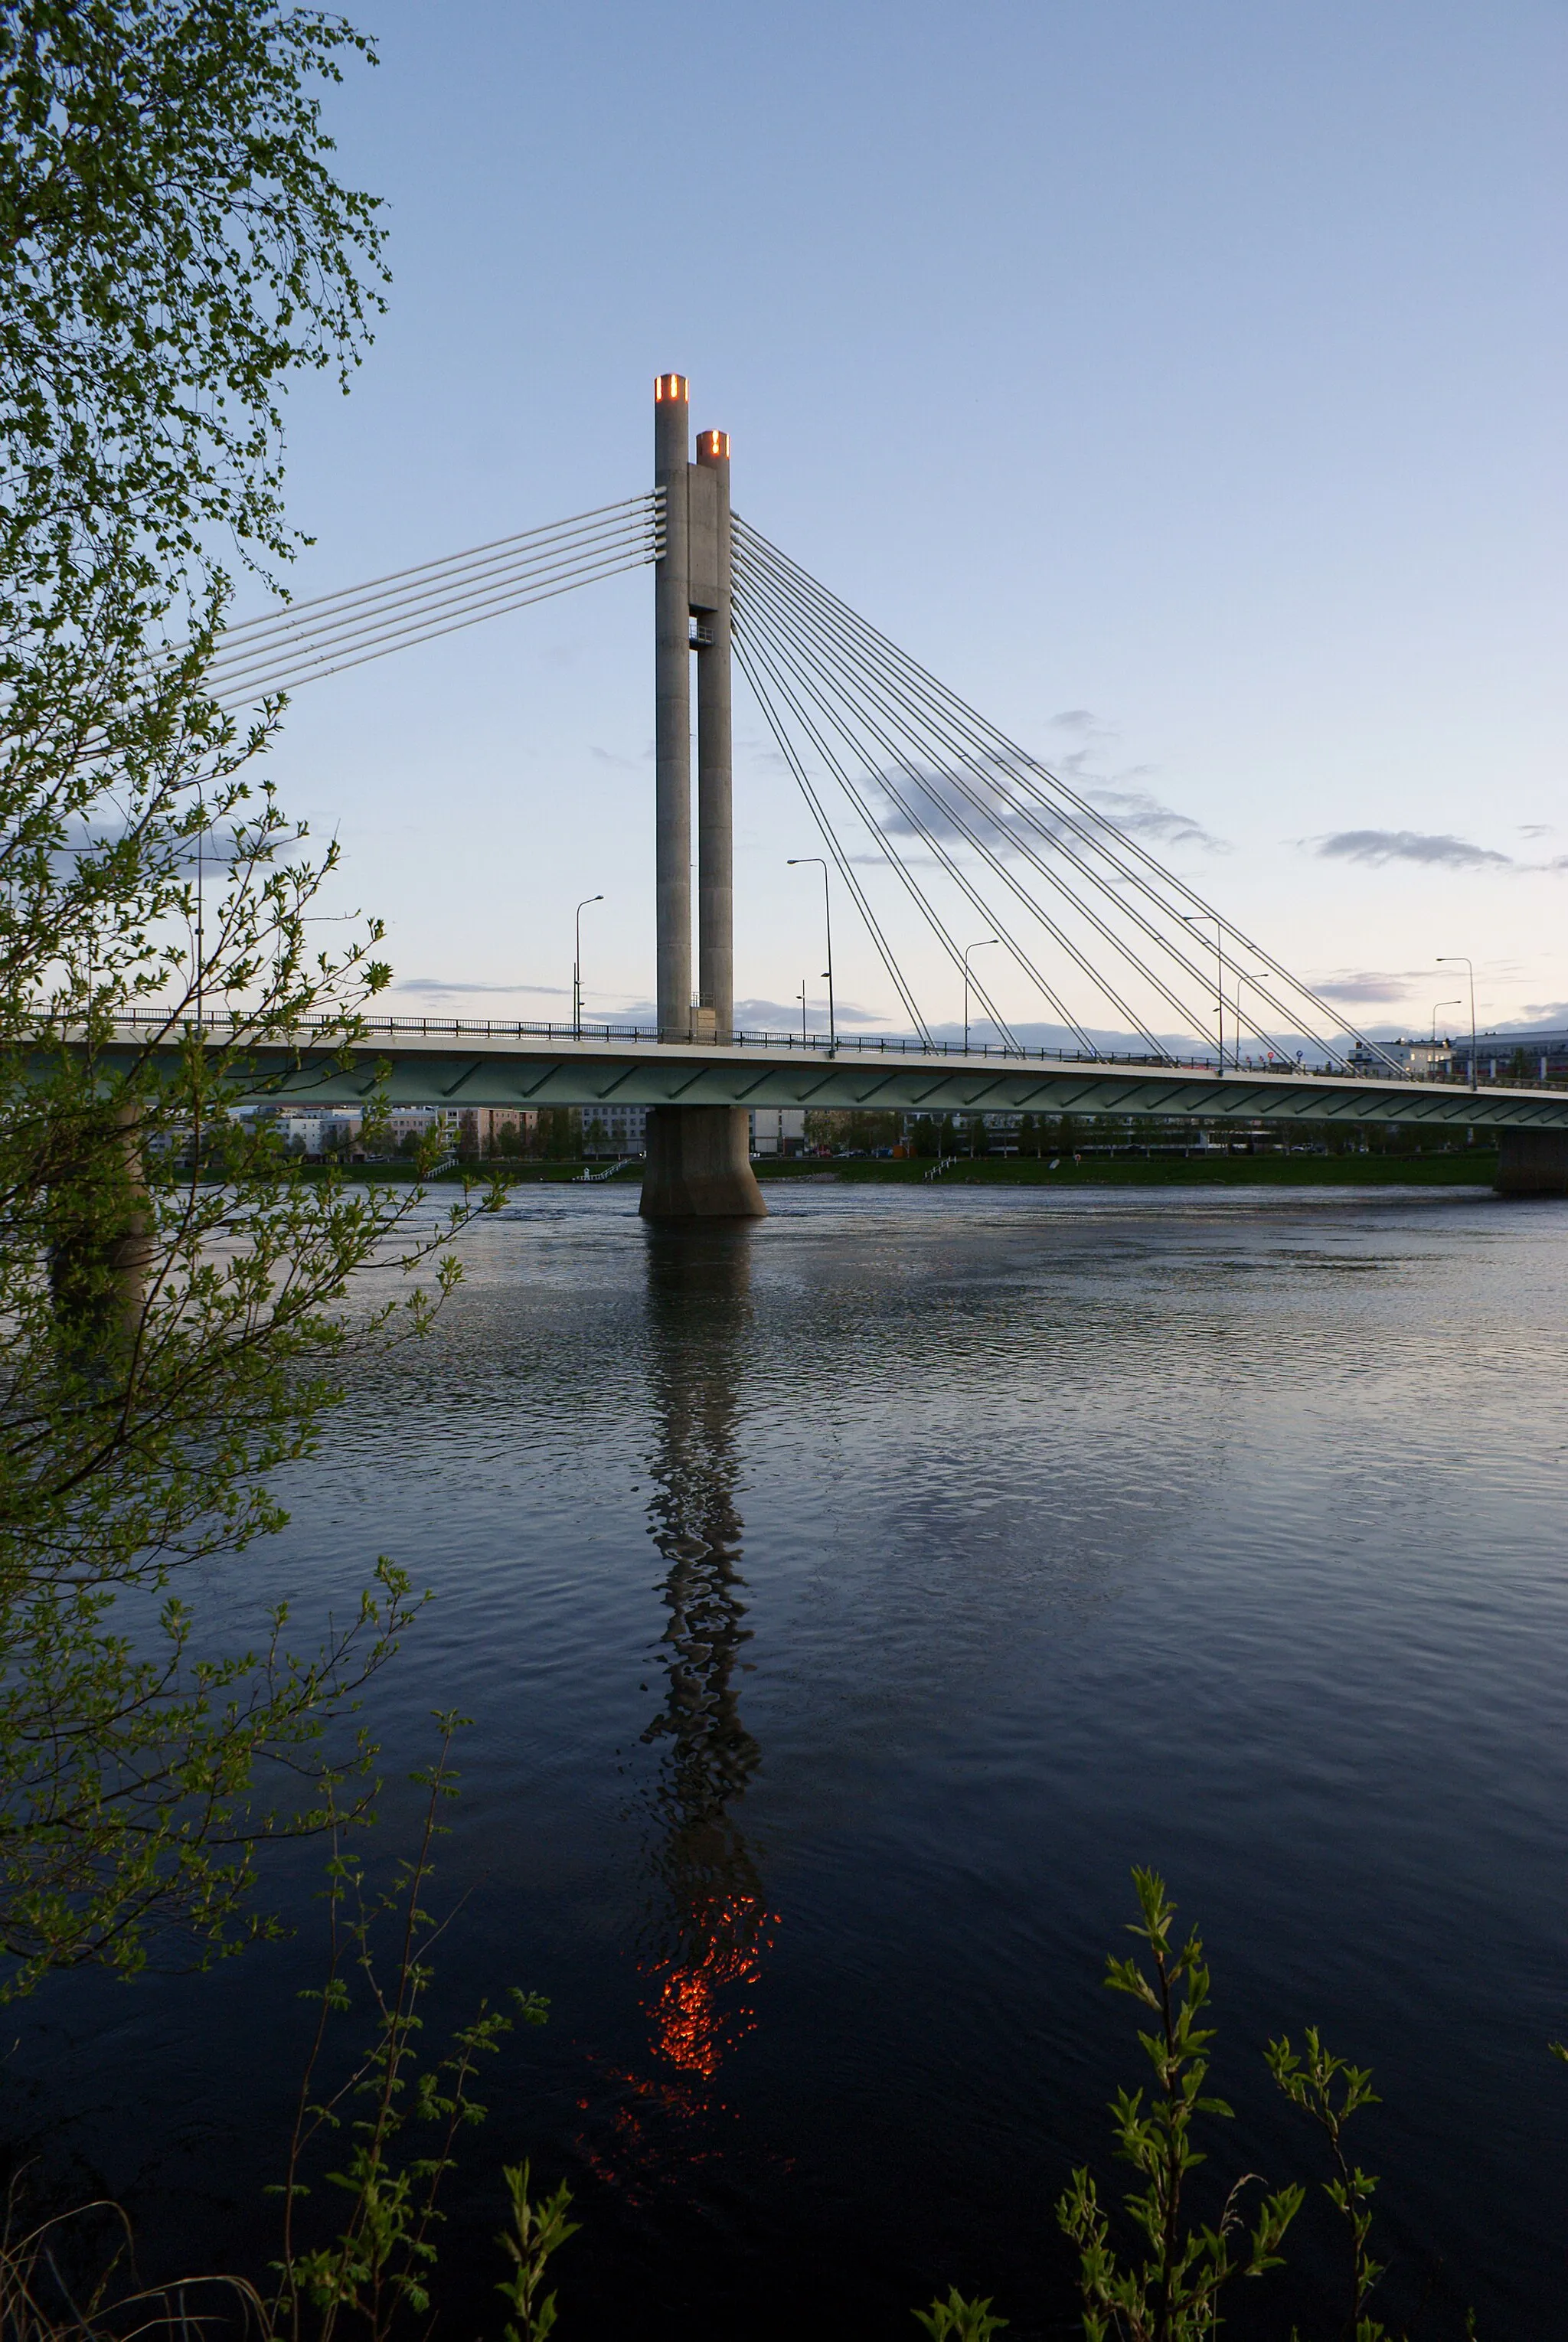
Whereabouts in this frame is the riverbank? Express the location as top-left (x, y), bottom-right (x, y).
top-left (756, 1150), bottom-right (1498, 1187)
top-left (368, 1149), bottom-right (1499, 1188)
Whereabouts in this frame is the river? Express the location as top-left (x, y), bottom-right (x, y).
top-left (16, 1183), bottom-right (1568, 2337)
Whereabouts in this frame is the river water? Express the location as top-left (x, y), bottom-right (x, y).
top-left (16, 1183), bottom-right (1568, 2337)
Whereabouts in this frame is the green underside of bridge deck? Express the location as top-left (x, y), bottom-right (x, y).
top-left (96, 1037), bottom-right (1568, 1132)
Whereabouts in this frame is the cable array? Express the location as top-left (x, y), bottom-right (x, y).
top-left (166, 477), bottom-right (1393, 1075)
top-left (198, 495), bottom-right (662, 711)
top-left (733, 518), bottom-right (1395, 1072)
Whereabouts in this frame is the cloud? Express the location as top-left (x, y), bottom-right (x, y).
top-left (733, 995), bottom-right (882, 1027)
top-left (395, 976), bottom-right (569, 997)
top-left (1086, 784), bottom-right (1222, 851)
top-left (1311, 829), bottom-right (1513, 870)
top-left (1310, 972), bottom-right (1418, 1004)
top-left (847, 849), bottom-right (940, 868)
top-left (1050, 709), bottom-right (1097, 732)
top-left (868, 761), bottom-right (1221, 857)
top-left (1518, 823), bottom-right (1553, 839)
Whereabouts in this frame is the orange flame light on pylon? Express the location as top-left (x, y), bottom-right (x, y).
top-left (654, 374), bottom-right (688, 403)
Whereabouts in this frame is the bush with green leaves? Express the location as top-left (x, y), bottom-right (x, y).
top-left (923, 1869), bottom-right (1489, 2342)
top-left (0, 0), bottom-right (505, 1994)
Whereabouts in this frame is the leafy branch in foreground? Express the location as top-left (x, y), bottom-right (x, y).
top-left (918, 1870), bottom-right (1491, 2340)
top-left (268, 1719), bottom-right (558, 2342)
top-left (913, 2287), bottom-right (1009, 2342)
top-left (1266, 2030), bottom-right (1385, 2338)
top-left (495, 2161), bottom-right (580, 2342)
top-left (0, 1736), bottom-right (573, 2342)
top-left (1055, 1868), bottom-right (1302, 2342)
top-left (0, 0), bottom-right (519, 1995)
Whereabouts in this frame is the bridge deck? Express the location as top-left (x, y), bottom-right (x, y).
top-left (96, 1021), bottom-right (1568, 1130)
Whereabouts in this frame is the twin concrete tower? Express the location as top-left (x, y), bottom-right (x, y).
top-left (641, 374), bottom-right (766, 1219)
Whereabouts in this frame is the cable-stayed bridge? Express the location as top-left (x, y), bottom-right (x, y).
top-left (138, 375), bottom-right (1568, 1209)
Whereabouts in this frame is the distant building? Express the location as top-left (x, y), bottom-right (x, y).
top-left (1343, 1037), bottom-right (1451, 1079)
top-left (581, 1103), bottom-right (647, 1155)
top-left (1445, 1031), bottom-right (1568, 1084)
top-left (387, 1106), bottom-right (449, 1145)
top-left (750, 1107), bottom-right (805, 1156)
top-left (267, 1104), bottom-right (362, 1156)
top-left (457, 1106), bottom-right (534, 1154)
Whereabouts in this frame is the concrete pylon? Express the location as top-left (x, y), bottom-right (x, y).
top-left (694, 428), bottom-right (733, 1044)
top-left (652, 374), bottom-right (692, 1042)
top-left (642, 376), bottom-right (764, 1221)
top-left (1495, 1128), bottom-right (1568, 1196)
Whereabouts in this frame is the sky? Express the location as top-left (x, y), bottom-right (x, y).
top-left (246, 0), bottom-right (1567, 1045)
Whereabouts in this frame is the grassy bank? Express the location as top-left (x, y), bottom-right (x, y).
top-left (757, 1150), bottom-right (1499, 1187)
top-left (315, 1151), bottom-right (1500, 1189)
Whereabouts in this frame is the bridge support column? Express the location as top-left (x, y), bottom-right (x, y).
top-left (654, 374), bottom-right (693, 1043)
top-left (1495, 1128), bottom-right (1568, 1197)
top-left (47, 1098), bottom-right (151, 1359)
top-left (641, 1105), bottom-right (763, 1218)
top-left (694, 427), bottom-right (733, 1045)
top-left (644, 374), bottom-right (763, 1220)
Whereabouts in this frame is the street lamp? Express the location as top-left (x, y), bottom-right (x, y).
top-left (573, 894), bottom-right (603, 1039)
top-left (788, 857), bottom-right (835, 1050)
top-left (963, 937), bottom-right (999, 1054)
top-left (1183, 913), bottom-right (1226, 1073)
top-left (1437, 958), bottom-right (1476, 1091)
top-left (1432, 998), bottom-right (1462, 1052)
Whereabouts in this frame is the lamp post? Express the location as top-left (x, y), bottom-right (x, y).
top-left (1431, 998), bottom-right (1462, 1080)
top-left (1437, 958), bottom-right (1476, 1091)
top-left (573, 894), bottom-right (603, 1039)
top-left (963, 937), bottom-right (999, 1054)
top-left (788, 857), bottom-right (835, 1050)
top-left (1183, 913), bottom-right (1225, 1073)
top-left (797, 980), bottom-right (808, 1047)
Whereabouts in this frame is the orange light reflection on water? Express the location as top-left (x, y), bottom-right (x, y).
top-left (573, 1894), bottom-right (780, 2202)
top-left (650, 1893), bottom-right (776, 2079)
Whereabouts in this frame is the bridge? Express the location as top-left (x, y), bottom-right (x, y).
top-left (119, 376), bottom-right (1568, 1207)
top-left (106, 1008), bottom-right (1568, 1199)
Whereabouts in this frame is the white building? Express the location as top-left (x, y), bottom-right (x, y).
top-left (750, 1107), bottom-right (805, 1156)
top-left (1343, 1037), bottom-right (1450, 1079)
top-left (573, 1104), bottom-right (805, 1157)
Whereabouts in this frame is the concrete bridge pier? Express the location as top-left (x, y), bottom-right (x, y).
top-left (1495, 1128), bottom-right (1568, 1197)
top-left (47, 1098), bottom-right (150, 1360)
top-left (642, 374), bottom-right (764, 1220)
top-left (642, 1102), bottom-right (761, 1220)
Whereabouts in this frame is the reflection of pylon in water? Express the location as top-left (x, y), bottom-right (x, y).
top-left (639, 1293), bottom-right (774, 2086)
top-left (573, 1227), bottom-right (781, 2203)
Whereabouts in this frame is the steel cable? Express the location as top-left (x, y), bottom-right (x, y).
top-left (211, 495), bottom-right (661, 649)
top-left (737, 554), bottom-right (1161, 1053)
top-left (738, 521), bottom-right (1287, 1059)
top-left (731, 631), bottom-right (933, 1042)
top-left (737, 519), bottom-right (1395, 1073)
top-left (737, 533), bottom-right (1222, 1050)
top-left (204, 504), bottom-right (661, 707)
top-left (735, 611), bottom-right (1020, 1043)
top-left (204, 507), bottom-right (659, 691)
top-left (736, 570), bottom-right (1093, 1049)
